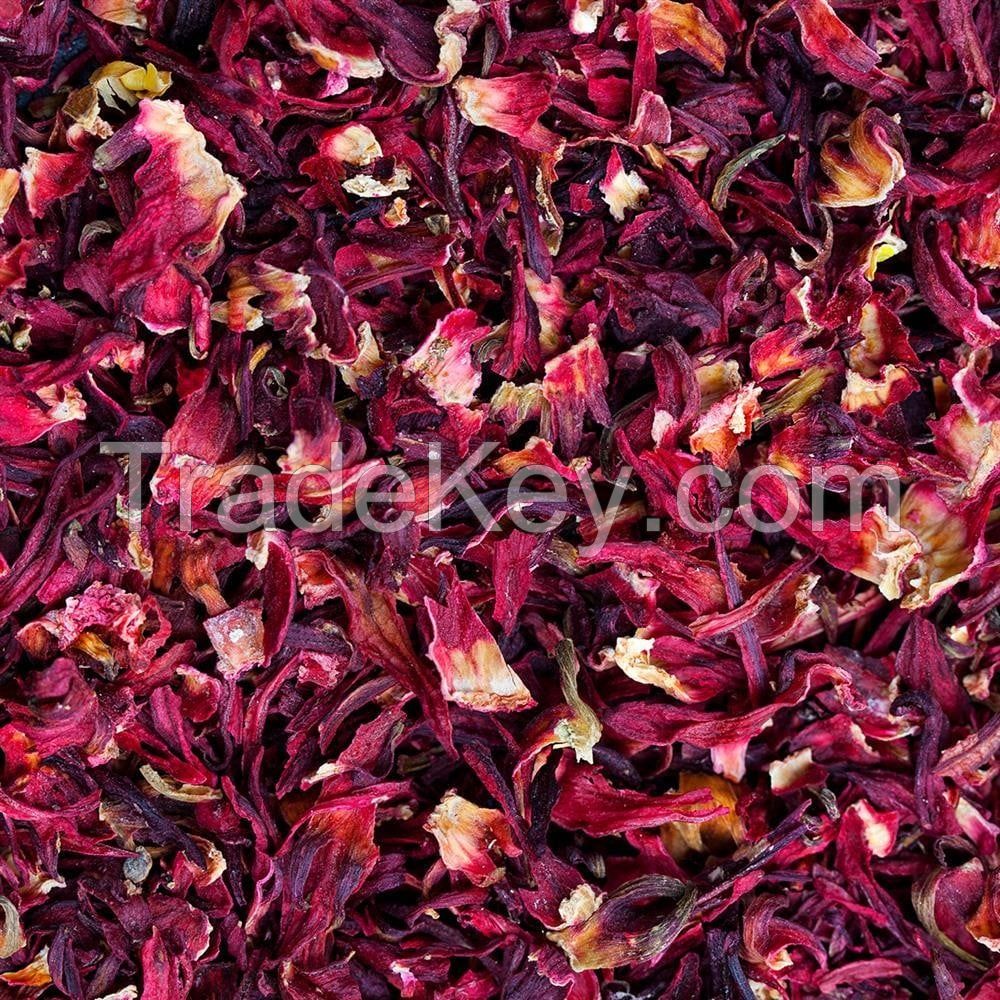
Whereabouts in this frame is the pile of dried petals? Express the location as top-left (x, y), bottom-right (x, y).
top-left (0, 0), bottom-right (998, 997)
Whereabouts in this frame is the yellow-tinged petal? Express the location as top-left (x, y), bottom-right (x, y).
top-left (83, 0), bottom-right (146, 29)
top-left (0, 168), bottom-right (19, 225)
top-left (645, 0), bottom-right (727, 72)
top-left (818, 108), bottom-right (906, 208)
top-left (91, 61), bottom-right (171, 106)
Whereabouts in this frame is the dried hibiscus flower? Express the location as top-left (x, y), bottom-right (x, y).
top-left (0, 0), bottom-right (997, 997)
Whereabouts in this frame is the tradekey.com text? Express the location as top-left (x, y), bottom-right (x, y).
top-left (101, 441), bottom-right (903, 556)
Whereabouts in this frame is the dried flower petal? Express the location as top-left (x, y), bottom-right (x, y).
top-left (426, 791), bottom-right (521, 886)
top-left (426, 587), bottom-right (535, 712)
top-left (645, 0), bottom-right (727, 73)
top-left (1, 1), bottom-right (999, 997)
top-left (818, 109), bottom-right (906, 208)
